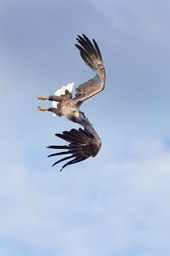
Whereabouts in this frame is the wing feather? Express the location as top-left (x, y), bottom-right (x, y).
top-left (47, 128), bottom-right (101, 171)
top-left (75, 34), bottom-right (106, 104)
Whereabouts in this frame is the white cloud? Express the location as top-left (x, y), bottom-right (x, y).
top-left (1, 136), bottom-right (170, 255)
top-left (0, 0), bottom-right (170, 255)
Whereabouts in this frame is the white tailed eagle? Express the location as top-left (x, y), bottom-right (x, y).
top-left (38, 34), bottom-right (106, 171)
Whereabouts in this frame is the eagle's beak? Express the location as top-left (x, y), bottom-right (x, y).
top-left (74, 111), bottom-right (79, 119)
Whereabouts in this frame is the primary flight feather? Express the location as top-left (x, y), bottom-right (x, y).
top-left (47, 128), bottom-right (101, 171)
top-left (38, 34), bottom-right (106, 171)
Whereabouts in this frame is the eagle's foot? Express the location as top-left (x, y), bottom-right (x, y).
top-left (38, 96), bottom-right (48, 100)
top-left (38, 106), bottom-right (48, 111)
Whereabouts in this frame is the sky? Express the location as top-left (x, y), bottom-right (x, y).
top-left (0, 0), bottom-right (170, 255)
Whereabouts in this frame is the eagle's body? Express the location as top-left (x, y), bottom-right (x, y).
top-left (38, 34), bottom-right (106, 171)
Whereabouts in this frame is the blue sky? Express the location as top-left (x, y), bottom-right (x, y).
top-left (0, 0), bottom-right (170, 255)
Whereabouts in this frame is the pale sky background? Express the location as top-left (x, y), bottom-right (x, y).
top-left (0, 0), bottom-right (170, 255)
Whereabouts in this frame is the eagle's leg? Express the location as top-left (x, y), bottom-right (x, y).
top-left (38, 106), bottom-right (61, 116)
top-left (47, 107), bottom-right (61, 116)
top-left (38, 95), bottom-right (62, 102)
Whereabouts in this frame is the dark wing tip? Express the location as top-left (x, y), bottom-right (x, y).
top-left (47, 127), bottom-right (101, 171)
top-left (75, 34), bottom-right (103, 68)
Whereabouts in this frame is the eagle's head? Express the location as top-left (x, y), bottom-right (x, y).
top-left (67, 109), bottom-right (80, 122)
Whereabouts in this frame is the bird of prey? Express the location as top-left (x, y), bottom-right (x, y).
top-left (38, 34), bottom-right (106, 171)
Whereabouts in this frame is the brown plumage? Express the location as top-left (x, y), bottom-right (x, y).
top-left (38, 34), bottom-right (106, 170)
top-left (74, 34), bottom-right (106, 104)
top-left (38, 34), bottom-right (106, 122)
top-left (47, 128), bottom-right (101, 171)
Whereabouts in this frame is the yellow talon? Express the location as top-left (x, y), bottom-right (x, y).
top-left (38, 96), bottom-right (48, 100)
top-left (38, 106), bottom-right (48, 111)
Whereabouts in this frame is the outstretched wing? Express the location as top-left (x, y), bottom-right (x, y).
top-left (47, 128), bottom-right (101, 171)
top-left (75, 34), bottom-right (106, 104)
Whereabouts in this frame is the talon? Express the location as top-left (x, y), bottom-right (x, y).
top-left (38, 96), bottom-right (48, 100)
top-left (38, 106), bottom-right (48, 111)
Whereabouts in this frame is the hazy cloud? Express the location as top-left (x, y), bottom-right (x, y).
top-left (0, 0), bottom-right (170, 255)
